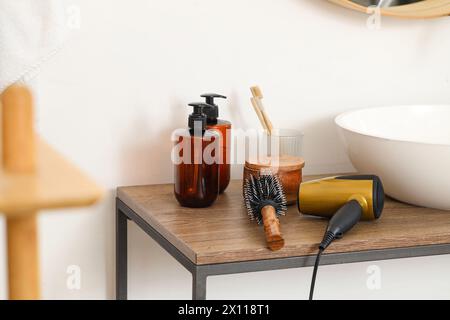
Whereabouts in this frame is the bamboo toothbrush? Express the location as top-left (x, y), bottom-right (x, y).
top-left (250, 97), bottom-right (268, 132)
top-left (250, 86), bottom-right (274, 134)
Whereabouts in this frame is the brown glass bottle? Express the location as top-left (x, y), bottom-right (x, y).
top-left (201, 93), bottom-right (231, 193)
top-left (174, 103), bottom-right (220, 208)
top-left (206, 119), bottom-right (231, 193)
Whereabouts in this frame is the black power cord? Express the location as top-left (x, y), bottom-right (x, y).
top-left (309, 247), bottom-right (323, 300)
top-left (309, 231), bottom-right (336, 300)
top-left (308, 200), bottom-right (363, 300)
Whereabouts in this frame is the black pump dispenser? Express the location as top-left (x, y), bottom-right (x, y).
top-left (200, 93), bottom-right (227, 124)
top-left (188, 102), bottom-right (213, 134)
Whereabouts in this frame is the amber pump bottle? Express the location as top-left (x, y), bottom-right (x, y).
top-left (174, 102), bottom-right (220, 208)
top-left (200, 93), bottom-right (231, 193)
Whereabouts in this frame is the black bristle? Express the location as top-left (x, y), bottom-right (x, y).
top-left (243, 174), bottom-right (288, 224)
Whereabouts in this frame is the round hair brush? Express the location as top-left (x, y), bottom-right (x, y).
top-left (244, 174), bottom-right (288, 251)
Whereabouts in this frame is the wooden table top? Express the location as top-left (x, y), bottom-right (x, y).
top-left (117, 176), bottom-right (450, 265)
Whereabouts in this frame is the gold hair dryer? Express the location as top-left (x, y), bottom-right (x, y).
top-left (300, 174), bottom-right (385, 300)
top-left (297, 175), bottom-right (384, 221)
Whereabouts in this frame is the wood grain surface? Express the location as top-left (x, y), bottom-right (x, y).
top-left (117, 177), bottom-right (450, 265)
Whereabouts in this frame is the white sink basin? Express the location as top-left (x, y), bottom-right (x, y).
top-left (335, 105), bottom-right (450, 210)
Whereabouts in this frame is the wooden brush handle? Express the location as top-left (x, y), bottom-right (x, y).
top-left (261, 205), bottom-right (284, 251)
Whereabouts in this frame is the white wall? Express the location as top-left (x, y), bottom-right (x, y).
top-left (1, 0), bottom-right (450, 299)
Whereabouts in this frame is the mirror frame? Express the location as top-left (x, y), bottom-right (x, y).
top-left (329, 0), bottom-right (450, 19)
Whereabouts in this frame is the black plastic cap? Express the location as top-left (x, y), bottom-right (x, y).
top-left (200, 93), bottom-right (226, 123)
top-left (336, 175), bottom-right (385, 219)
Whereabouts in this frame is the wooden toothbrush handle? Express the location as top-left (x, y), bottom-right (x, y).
top-left (261, 205), bottom-right (284, 251)
top-left (259, 105), bottom-right (274, 134)
top-left (250, 97), bottom-right (269, 132)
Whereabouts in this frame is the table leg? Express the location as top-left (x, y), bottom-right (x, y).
top-left (116, 206), bottom-right (128, 300)
top-left (192, 269), bottom-right (207, 300)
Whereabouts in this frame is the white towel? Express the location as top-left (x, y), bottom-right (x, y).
top-left (0, 0), bottom-right (67, 92)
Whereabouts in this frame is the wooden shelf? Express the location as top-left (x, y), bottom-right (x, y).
top-left (0, 139), bottom-right (103, 216)
top-left (117, 175), bottom-right (450, 265)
